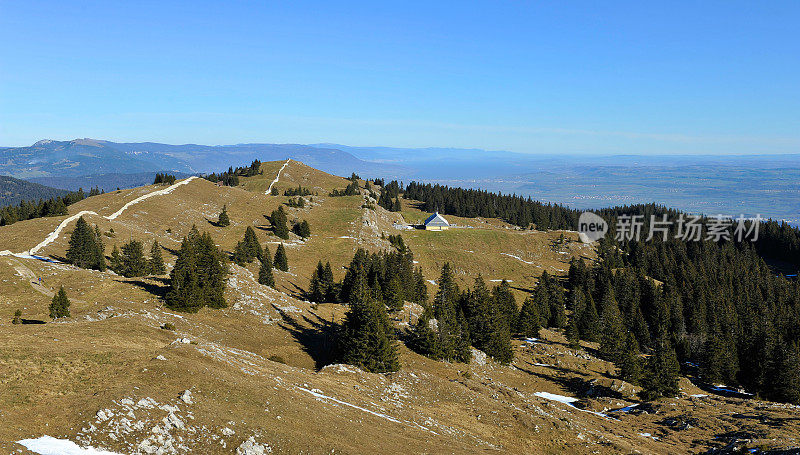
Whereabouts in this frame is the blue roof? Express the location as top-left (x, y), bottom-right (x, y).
top-left (424, 212), bottom-right (450, 226)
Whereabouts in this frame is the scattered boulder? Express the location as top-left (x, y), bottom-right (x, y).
top-left (236, 436), bottom-right (272, 454)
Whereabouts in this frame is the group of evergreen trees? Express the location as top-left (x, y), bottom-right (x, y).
top-left (1, 187), bottom-right (99, 226)
top-left (165, 226), bottom-right (228, 312)
top-left (564, 231), bottom-right (800, 403)
top-left (377, 180), bottom-right (402, 212)
top-left (334, 251), bottom-right (400, 373)
top-left (292, 220), bottom-right (311, 239)
top-left (409, 265), bottom-right (521, 364)
top-left (330, 180), bottom-right (360, 197)
top-left (204, 159), bottom-right (263, 186)
top-left (110, 239), bottom-right (165, 277)
top-left (284, 185), bottom-right (312, 196)
top-left (308, 261), bottom-right (336, 302)
top-left (231, 226), bottom-right (285, 285)
top-left (66, 216), bottom-right (106, 271)
top-left (404, 182), bottom-right (579, 230)
top-left (269, 207), bottom-right (289, 239)
top-left (153, 173), bottom-right (176, 185)
top-left (338, 247), bottom-right (427, 310)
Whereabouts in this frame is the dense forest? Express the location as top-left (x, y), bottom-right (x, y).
top-left (0, 175), bottom-right (69, 207)
top-left (1, 186), bottom-right (101, 226)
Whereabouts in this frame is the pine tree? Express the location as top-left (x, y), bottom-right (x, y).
top-left (12, 309), bottom-right (22, 324)
top-left (384, 275), bottom-right (404, 312)
top-left (166, 228), bottom-right (227, 312)
top-left (110, 245), bottom-right (124, 274)
top-left (148, 240), bottom-right (166, 275)
top-left (640, 332), bottom-right (680, 400)
top-left (292, 220), bottom-right (311, 239)
top-left (66, 216), bottom-right (105, 270)
top-left (336, 267), bottom-right (400, 373)
top-left (233, 226), bottom-right (263, 265)
top-left (323, 262), bottom-right (336, 301)
top-left (410, 263), bottom-right (471, 363)
top-left (599, 289), bottom-right (625, 363)
top-left (619, 331), bottom-right (643, 385)
top-left (578, 289), bottom-right (600, 342)
top-left (258, 255), bottom-right (275, 288)
top-left (309, 261), bottom-right (325, 302)
top-left (217, 204), bottom-right (230, 227)
top-left (517, 295), bottom-right (541, 338)
top-left (120, 239), bottom-right (148, 277)
top-left (49, 286), bottom-right (71, 319)
top-left (165, 236), bottom-right (203, 312)
top-left (270, 207), bottom-right (289, 239)
top-left (273, 243), bottom-right (288, 271)
top-left (493, 279), bottom-right (517, 327)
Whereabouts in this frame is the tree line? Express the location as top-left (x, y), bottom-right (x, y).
top-left (1, 187), bottom-right (101, 226)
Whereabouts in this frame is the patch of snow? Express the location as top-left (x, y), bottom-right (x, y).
top-left (426, 279), bottom-right (436, 285)
top-left (179, 390), bottom-right (193, 404)
top-left (501, 252), bottom-right (536, 265)
top-left (533, 392), bottom-right (578, 405)
top-left (266, 159), bottom-right (291, 195)
top-left (236, 436), bottom-right (272, 454)
top-left (17, 436), bottom-right (123, 455)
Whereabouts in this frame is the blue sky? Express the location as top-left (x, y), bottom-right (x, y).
top-left (1, 1), bottom-right (798, 154)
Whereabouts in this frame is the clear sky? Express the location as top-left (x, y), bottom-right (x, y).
top-left (1, 1), bottom-right (798, 154)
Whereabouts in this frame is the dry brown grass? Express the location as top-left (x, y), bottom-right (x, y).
top-left (1, 161), bottom-right (798, 454)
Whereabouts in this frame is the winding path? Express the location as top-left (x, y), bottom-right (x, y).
top-left (1, 176), bottom-right (199, 258)
top-left (266, 159), bottom-right (291, 195)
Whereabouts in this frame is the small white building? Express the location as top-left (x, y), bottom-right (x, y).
top-left (423, 212), bottom-right (450, 231)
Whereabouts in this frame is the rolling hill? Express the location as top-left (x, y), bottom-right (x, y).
top-left (1, 161), bottom-right (798, 454)
top-left (0, 175), bottom-right (69, 208)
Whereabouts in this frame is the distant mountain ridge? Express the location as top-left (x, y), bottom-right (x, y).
top-left (0, 139), bottom-right (405, 182)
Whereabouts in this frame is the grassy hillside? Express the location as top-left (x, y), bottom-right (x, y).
top-left (1, 161), bottom-right (798, 454)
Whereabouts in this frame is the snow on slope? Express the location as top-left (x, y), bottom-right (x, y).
top-left (17, 435), bottom-right (122, 455)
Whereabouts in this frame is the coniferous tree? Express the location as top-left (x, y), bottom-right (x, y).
top-left (517, 295), bottom-right (541, 338)
top-left (336, 266), bottom-right (399, 373)
top-left (493, 280), bottom-right (517, 327)
top-left (148, 240), bottom-right (166, 275)
top-left (383, 275), bottom-right (404, 312)
top-left (110, 245), bottom-right (124, 274)
top-left (270, 207), bottom-right (289, 239)
top-left (12, 309), bottom-right (22, 324)
top-left (309, 261), bottom-right (326, 302)
top-left (49, 286), bottom-right (71, 319)
top-left (292, 220), bottom-right (311, 239)
top-left (768, 342), bottom-right (800, 404)
top-left (66, 216), bottom-right (105, 270)
top-left (409, 263), bottom-right (470, 363)
top-left (166, 227), bottom-right (227, 312)
top-left (258, 255), bottom-right (275, 288)
top-left (217, 204), bottom-right (230, 227)
top-left (120, 239), bottom-right (148, 277)
top-left (619, 331), bottom-right (643, 385)
top-left (273, 243), bottom-right (288, 271)
top-left (599, 289), bottom-right (625, 363)
top-left (578, 289), bottom-right (600, 342)
top-left (233, 226), bottom-right (263, 265)
top-left (640, 332), bottom-right (680, 400)
top-left (322, 262), bottom-right (336, 301)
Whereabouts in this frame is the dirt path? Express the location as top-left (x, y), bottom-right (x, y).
top-left (0, 176), bottom-right (200, 258)
top-left (267, 159), bottom-right (291, 195)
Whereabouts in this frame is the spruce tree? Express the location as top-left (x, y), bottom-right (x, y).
top-left (270, 207), bottom-right (289, 239)
top-left (517, 295), bottom-right (541, 338)
top-left (410, 263), bottom-right (471, 363)
top-left (258, 255), bottom-right (275, 288)
top-left (337, 267), bottom-right (399, 373)
top-left (66, 216), bottom-right (105, 270)
top-left (292, 220), bottom-right (311, 239)
top-left (640, 332), bottom-right (680, 400)
top-left (49, 286), bottom-right (71, 319)
top-left (149, 240), bottom-right (166, 275)
top-left (273, 243), bottom-right (288, 271)
top-left (309, 261), bottom-right (325, 302)
top-left (120, 239), bottom-right (148, 277)
top-left (323, 262), bottom-right (336, 301)
top-left (166, 228), bottom-right (227, 312)
top-left (233, 226), bottom-right (263, 265)
top-left (493, 280), bottom-right (517, 327)
top-left (578, 289), bottom-right (600, 342)
top-left (110, 245), bottom-right (124, 274)
top-left (599, 289), bottom-right (625, 363)
top-left (619, 331), bottom-right (643, 385)
top-left (217, 204), bottom-right (230, 227)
